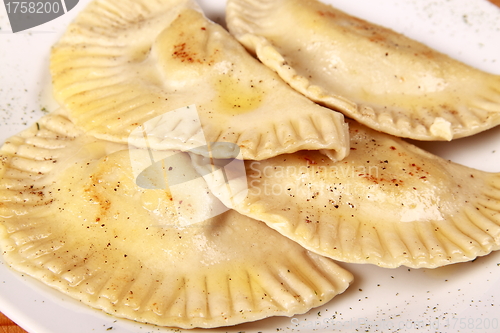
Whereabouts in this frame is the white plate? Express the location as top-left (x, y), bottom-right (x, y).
top-left (1, 0), bottom-right (500, 332)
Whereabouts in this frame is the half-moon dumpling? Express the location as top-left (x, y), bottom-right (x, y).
top-left (226, 0), bottom-right (500, 141)
top-left (192, 120), bottom-right (500, 268)
top-left (50, 0), bottom-right (349, 161)
top-left (0, 112), bottom-right (353, 328)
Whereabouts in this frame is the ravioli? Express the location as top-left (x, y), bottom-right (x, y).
top-left (226, 0), bottom-right (500, 141)
top-left (50, 0), bottom-right (349, 161)
top-left (0, 111), bottom-right (353, 328)
top-left (192, 120), bottom-right (500, 268)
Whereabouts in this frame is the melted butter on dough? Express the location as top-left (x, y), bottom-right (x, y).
top-left (214, 73), bottom-right (265, 115)
top-left (153, 9), bottom-right (219, 85)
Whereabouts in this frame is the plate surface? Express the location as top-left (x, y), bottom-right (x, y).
top-left (1, 0), bottom-right (500, 332)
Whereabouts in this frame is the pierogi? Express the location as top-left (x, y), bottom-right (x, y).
top-left (192, 120), bottom-right (500, 268)
top-left (226, 0), bottom-right (500, 141)
top-left (50, 0), bottom-right (349, 161)
top-left (0, 111), bottom-right (353, 328)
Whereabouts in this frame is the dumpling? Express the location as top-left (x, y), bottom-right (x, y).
top-left (50, 0), bottom-right (349, 161)
top-left (0, 111), bottom-right (353, 328)
top-left (226, 0), bottom-right (500, 141)
top-left (191, 119), bottom-right (500, 268)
